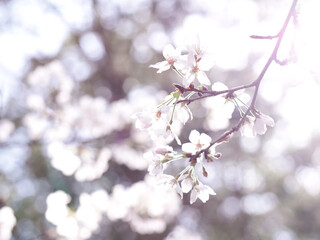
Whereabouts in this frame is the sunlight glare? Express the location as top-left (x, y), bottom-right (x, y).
top-left (295, 0), bottom-right (320, 73)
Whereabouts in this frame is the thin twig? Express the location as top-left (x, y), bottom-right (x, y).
top-left (250, 34), bottom-right (279, 40)
top-left (190, 0), bottom-right (298, 160)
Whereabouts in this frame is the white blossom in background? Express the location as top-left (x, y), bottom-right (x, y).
top-left (165, 225), bottom-right (203, 240)
top-left (26, 94), bottom-right (46, 111)
top-left (23, 113), bottom-right (49, 140)
top-left (134, 109), bottom-right (153, 130)
top-left (106, 176), bottom-right (181, 234)
top-left (46, 190), bottom-right (109, 240)
top-left (45, 191), bottom-right (71, 226)
top-left (0, 120), bottom-right (15, 142)
top-left (106, 185), bottom-right (131, 221)
top-left (75, 193), bottom-right (103, 235)
top-left (27, 61), bottom-right (74, 104)
top-left (150, 44), bottom-right (186, 73)
top-left (0, 206), bottom-right (16, 240)
top-left (47, 142), bottom-right (81, 176)
top-left (47, 142), bottom-right (112, 180)
top-left (75, 147), bottom-right (112, 181)
top-left (27, 64), bottom-right (51, 86)
top-left (110, 99), bottom-right (135, 130)
top-left (112, 144), bottom-right (149, 170)
top-left (126, 176), bottom-right (181, 234)
top-left (58, 95), bottom-right (114, 139)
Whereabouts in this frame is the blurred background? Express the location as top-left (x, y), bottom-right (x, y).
top-left (0, 0), bottom-right (320, 239)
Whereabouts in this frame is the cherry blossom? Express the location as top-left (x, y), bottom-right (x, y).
top-left (182, 130), bottom-right (212, 154)
top-left (240, 112), bottom-right (275, 137)
top-left (183, 54), bottom-right (214, 87)
top-left (157, 174), bottom-right (183, 198)
top-left (186, 35), bottom-right (208, 60)
top-left (253, 112), bottom-right (275, 135)
top-left (190, 182), bottom-right (216, 204)
top-left (144, 149), bottom-right (169, 176)
top-left (150, 44), bottom-right (186, 73)
top-left (240, 116), bottom-right (256, 138)
top-left (135, 105), bottom-right (182, 145)
top-left (203, 82), bottom-right (236, 130)
top-left (175, 101), bottom-right (193, 125)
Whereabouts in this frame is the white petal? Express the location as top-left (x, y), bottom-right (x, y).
top-left (174, 58), bottom-right (187, 70)
top-left (157, 174), bottom-right (174, 184)
top-left (204, 185), bottom-right (216, 195)
top-left (176, 106), bottom-right (189, 125)
top-left (200, 133), bottom-right (212, 146)
top-left (189, 130), bottom-right (200, 144)
top-left (148, 161), bottom-right (163, 176)
top-left (197, 71), bottom-right (211, 85)
top-left (240, 116), bottom-right (255, 138)
top-left (198, 193), bottom-right (210, 203)
top-left (170, 128), bottom-right (181, 145)
top-left (184, 71), bottom-right (195, 86)
top-left (260, 113), bottom-right (275, 127)
top-left (150, 61), bottom-right (169, 73)
top-left (175, 185), bottom-right (183, 199)
top-left (181, 177), bottom-right (193, 193)
top-left (190, 188), bottom-right (198, 204)
top-left (163, 44), bottom-right (175, 59)
top-left (198, 57), bottom-right (215, 71)
top-left (181, 143), bottom-right (195, 153)
top-left (211, 82), bottom-right (228, 91)
top-left (254, 118), bottom-right (267, 135)
top-left (172, 47), bottom-right (182, 58)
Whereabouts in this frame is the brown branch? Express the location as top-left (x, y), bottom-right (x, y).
top-left (190, 0), bottom-right (298, 161)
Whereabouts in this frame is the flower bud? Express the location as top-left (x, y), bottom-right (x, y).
top-left (173, 84), bottom-right (185, 94)
top-left (214, 152), bottom-right (222, 159)
top-left (202, 166), bottom-right (208, 177)
top-left (188, 83), bottom-right (194, 90)
top-left (154, 146), bottom-right (173, 155)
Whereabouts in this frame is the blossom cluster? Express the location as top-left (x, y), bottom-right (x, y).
top-left (136, 38), bottom-right (275, 204)
top-left (45, 176), bottom-right (180, 239)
